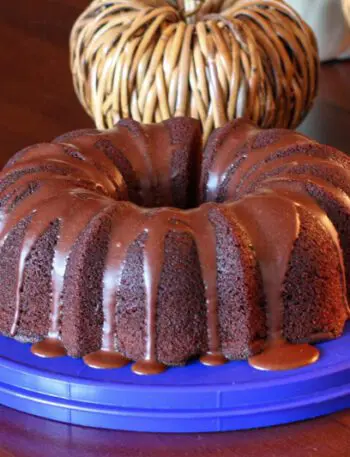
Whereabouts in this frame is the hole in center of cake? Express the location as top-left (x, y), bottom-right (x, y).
top-left (126, 166), bottom-right (200, 210)
top-left (129, 188), bottom-right (200, 211)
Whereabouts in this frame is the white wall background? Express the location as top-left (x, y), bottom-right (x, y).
top-left (289, 0), bottom-right (350, 61)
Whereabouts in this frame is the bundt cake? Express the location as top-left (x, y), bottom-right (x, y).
top-left (0, 117), bottom-right (349, 375)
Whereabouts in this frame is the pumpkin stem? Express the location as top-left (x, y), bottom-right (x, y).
top-left (176, 0), bottom-right (223, 23)
top-left (176, 0), bottom-right (204, 23)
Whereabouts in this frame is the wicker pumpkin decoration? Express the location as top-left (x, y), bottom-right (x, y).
top-left (70, 0), bottom-right (319, 141)
top-left (343, 0), bottom-right (350, 27)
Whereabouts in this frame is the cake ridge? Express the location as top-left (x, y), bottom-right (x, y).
top-left (7, 189), bottom-right (114, 339)
top-left (240, 155), bottom-right (350, 199)
top-left (260, 174), bottom-right (350, 304)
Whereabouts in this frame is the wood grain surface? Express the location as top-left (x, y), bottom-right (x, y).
top-left (0, 1), bottom-right (350, 456)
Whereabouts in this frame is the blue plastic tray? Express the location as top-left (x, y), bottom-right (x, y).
top-left (1, 323), bottom-right (350, 433)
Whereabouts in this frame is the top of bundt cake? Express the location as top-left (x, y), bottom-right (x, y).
top-left (0, 117), bottom-right (349, 374)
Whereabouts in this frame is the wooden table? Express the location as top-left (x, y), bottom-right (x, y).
top-left (0, 2), bottom-right (350, 456)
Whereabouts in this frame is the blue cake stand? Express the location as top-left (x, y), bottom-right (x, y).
top-left (1, 324), bottom-right (350, 433)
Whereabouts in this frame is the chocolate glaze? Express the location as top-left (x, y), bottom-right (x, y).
top-left (131, 359), bottom-right (167, 376)
top-left (102, 121), bottom-right (175, 207)
top-left (265, 187), bottom-right (348, 310)
top-left (0, 152), bottom-right (122, 197)
top-left (232, 192), bottom-right (310, 370)
top-left (262, 174), bottom-right (350, 305)
top-left (91, 203), bottom-right (227, 374)
top-left (7, 141), bottom-right (126, 195)
top-left (204, 120), bottom-right (258, 202)
top-left (4, 187), bottom-right (113, 338)
top-left (202, 118), bottom-right (350, 204)
top-left (200, 352), bottom-right (228, 366)
top-left (249, 340), bottom-right (319, 371)
top-left (31, 338), bottom-right (67, 358)
top-left (83, 350), bottom-right (130, 369)
top-left (226, 136), bottom-right (316, 200)
top-left (234, 188), bottom-right (345, 370)
top-left (0, 118), bottom-right (349, 375)
top-left (239, 155), bottom-right (350, 200)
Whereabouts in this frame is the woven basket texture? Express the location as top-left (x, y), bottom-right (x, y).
top-left (70, 0), bottom-right (319, 141)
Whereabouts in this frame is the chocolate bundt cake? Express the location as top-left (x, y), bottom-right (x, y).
top-left (0, 118), bottom-right (349, 375)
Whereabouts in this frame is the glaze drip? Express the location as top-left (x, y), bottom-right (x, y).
top-left (4, 187), bottom-right (113, 339)
top-left (205, 120), bottom-right (257, 201)
top-left (103, 121), bottom-right (176, 207)
top-left (0, 153), bottom-right (120, 196)
top-left (233, 191), bottom-right (320, 370)
top-left (225, 135), bottom-right (315, 200)
top-left (248, 340), bottom-right (319, 371)
top-left (88, 204), bottom-right (225, 375)
top-left (83, 350), bottom-right (130, 369)
top-left (31, 338), bottom-right (67, 358)
top-left (132, 359), bottom-right (166, 375)
top-left (7, 141), bottom-right (126, 195)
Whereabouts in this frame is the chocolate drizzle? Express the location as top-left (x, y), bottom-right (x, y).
top-left (83, 350), bottom-right (129, 369)
top-left (248, 341), bottom-right (319, 371)
top-left (226, 135), bottom-right (315, 200)
top-left (263, 175), bottom-right (350, 307)
top-left (0, 118), bottom-right (348, 375)
top-left (0, 154), bottom-right (120, 197)
top-left (232, 192), bottom-right (319, 370)
top-left (138, 217), bottom-right (166, 374)
top-left (205, 120), bottom-right (258, 201)
top-left (31, 337), bottom-right (67, 358)
top-left (103, 121), bottom-right (176, 207)
top-left (126, 204), bottom-right (228, 373)
top-left (84, 204), bottom-right (225, 374)
top-left (4, 187), bottom-right (113, 339)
